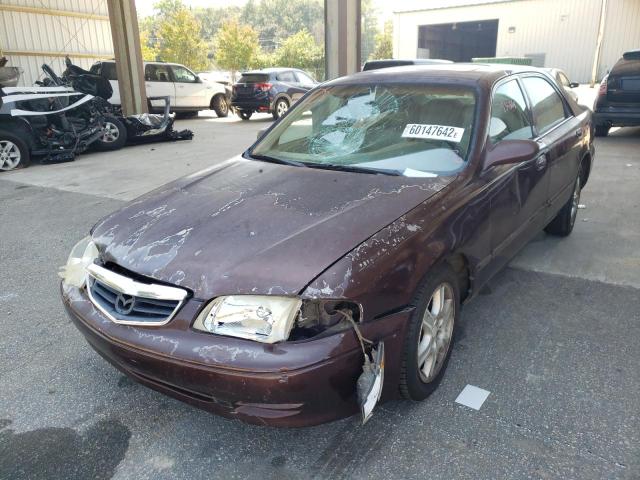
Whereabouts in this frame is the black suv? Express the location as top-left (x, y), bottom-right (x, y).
top-left (593, 50), bottom-right (640, 136)
top-left (231, 68), bottom-right (317, 121)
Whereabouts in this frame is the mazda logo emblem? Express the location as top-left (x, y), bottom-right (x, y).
top-left (114, 293), bottom-right (135, 315)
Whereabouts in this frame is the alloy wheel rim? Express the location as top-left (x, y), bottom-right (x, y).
top-left (0, 140), bottom-right (21, 171)
top-left (277, 101), bottom-right (288, 117)
top-left (570, 178), bottom-right (581, 225)
top-left (417, 283), bottom-right (455, 383)
top-left (102, 122), bottom-right (119, 143)
top-left (220, 98), bottom-right (228, 114)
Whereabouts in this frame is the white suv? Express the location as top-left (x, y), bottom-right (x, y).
top-left (90, 61), bottom-right (230, 117)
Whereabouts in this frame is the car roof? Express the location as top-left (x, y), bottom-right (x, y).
top-left (330, 63), bottom-right (550, 88)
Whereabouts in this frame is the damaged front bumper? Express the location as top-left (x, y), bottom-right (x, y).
top-left (61, 283), bottom-right (411, 427)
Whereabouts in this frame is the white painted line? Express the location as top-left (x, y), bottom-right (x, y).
top-left (455, 384), bottom-right (490, 410)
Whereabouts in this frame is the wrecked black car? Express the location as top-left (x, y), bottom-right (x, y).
top-left (0, 83), bottom-right (123, 171)
top-left (0, 59), bottom-right (192, 172)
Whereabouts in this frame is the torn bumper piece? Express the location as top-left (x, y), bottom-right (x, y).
top-left (62, 283), bottom-right (411, 427)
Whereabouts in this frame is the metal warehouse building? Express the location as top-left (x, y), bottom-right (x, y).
top-left (393, 0), bottom-right (640, 83)
top-left (0, 0), bottom-right (113, 86)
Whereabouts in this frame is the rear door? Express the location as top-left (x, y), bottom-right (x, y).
top-left (170, 65), bottom-right (209, 108)
top-left (144, 64), bottom-right (176, 110)
top-left (520, 75), bottom-right (582, 213)
top-left (606, 54), bottom-right (640, 106)
top-left (233, 73), bottom-right (271, 101)
top-left (275, 70), bottom-right (303, 102)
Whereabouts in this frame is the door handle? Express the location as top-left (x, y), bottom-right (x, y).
top-left (575, 128), bottom-right (583, 138)
top-left (535, 155), bottom-right (547, 170)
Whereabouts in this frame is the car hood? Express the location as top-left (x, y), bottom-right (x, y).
top-left (92, 157), bottom-right (453, 299)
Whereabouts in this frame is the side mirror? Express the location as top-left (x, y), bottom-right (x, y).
top-left (569, 82), bottom-right (579, 88)
top-left (257, 127), bottom-right (268, 140)
top-left (484, 139), bottom-right (540, 170)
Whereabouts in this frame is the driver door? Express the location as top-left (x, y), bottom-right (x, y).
top-left (171, 65), bottom-right (209, 108)
top-left (482, 78), bottom-right (550, 279)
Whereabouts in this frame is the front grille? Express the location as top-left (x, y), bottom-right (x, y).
top-left (86, 263), bottom-right (187, 326)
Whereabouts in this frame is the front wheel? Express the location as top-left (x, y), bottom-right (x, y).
top-left (594, 125), bottom-right (610, 137)
top-left (211, 94), bottom-right (229, 118)
top-left (272, 98), bottom-right (289, 120)
top-left (545, 171), bottom-right (582, 237)
top-left (94, 116), bottom-right (127, 151)
top-left (238, 110), bottom-right (252, 121)
top-left (0, 130), bottom-right (30, 171)
top-left (400, 265), bottom-right (459, 400)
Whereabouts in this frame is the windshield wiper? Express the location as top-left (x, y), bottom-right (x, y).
top-left (306, 163), bottom-right (403, 176)
top-left (247, 153), bottom-right (307, 168)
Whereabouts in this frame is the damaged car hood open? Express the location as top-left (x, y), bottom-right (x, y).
top-left (91, 157), bottom-right (454, 299)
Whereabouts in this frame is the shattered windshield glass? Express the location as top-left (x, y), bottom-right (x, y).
top-left (251, 83), bottom-right (476, 176)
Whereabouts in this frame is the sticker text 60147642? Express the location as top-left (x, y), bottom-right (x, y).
top-left (402, 124), bottom-right (465, 143)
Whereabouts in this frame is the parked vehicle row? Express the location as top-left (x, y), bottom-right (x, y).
top-left (89, 60), bottom-right (230, 118)
top-left (61, 63), bottom-right (595, 427)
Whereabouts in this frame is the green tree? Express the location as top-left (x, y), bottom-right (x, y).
top-left (361, 0), bottom-right (378, 62)
top-left (213, 19), bottom-right (260, 81)
top-left (140, 29), bottom-right (159, 61)
top-left (157, 6), bottom-right (210, 70)
top-left (371, 20), bottom-right (393, 60)
top-left (273, 29), bottom-right (323, 79)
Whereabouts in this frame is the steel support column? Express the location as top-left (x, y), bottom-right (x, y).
top-left (106, 0), bottom-right (147, 114)
top-left (324, 0), bottom-right (361, 80)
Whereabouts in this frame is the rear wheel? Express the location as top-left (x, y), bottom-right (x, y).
top-left (545, 169), bottom-right (582, 237)
top-left (594, 125), bottom-right (610, 137)
top-left (272, 98), bottom-right (289, 120)
top-left (400, 265), bottom-right (459, 400)
top-left (0, 130), bottom-right (30, 171)
top-left (211, 94), bottom-right (229, 118)
top-left (94, 116), bottom-right (127, 151)
top-left (238, 110), bottom-right (252, 121)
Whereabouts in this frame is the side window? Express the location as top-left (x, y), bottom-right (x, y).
top-left (145, 64), bottom-right (172, 82)
top-left (295, 71), bottom-right (315, 84)
top-left (172, 66), bottom-right (197, 83)
top-left (276, 71), bottom-right (296, 83)
top-left (490, 80), bottom-right (534, 142)
top-left (522, 76), bottom-right (567, 134)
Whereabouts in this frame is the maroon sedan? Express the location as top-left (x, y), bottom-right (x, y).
top-left (60, 64), bottom-right (594, 427)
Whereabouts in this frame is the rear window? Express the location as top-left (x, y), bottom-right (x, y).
top-left (239, 74), bottom-right (270, 83)
top-left (363, 60), bottom-right (413, 71)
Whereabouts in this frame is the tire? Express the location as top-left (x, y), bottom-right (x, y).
top-left (399, 264), bottom-right (460, 401)
top-left (211, 94), bottom-right (229, 118)
top-left (545, 168), bottom-right (582, 237)
top-left (0, 130), bottom-right (31, 171)
top-left (594, 125), bottom-right (610, 137)
top-left (272, 98), bottom-right (289, 120)
top-left (238, 110), bottom-right (252, 121)
top-left (94, 116), bottom-right (127, 151)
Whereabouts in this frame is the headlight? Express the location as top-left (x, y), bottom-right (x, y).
top-left (193, 295), bottom-right (302, 344)
top-left (58, 236), bottom-right (99, 288)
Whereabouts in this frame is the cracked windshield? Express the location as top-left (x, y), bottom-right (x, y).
top-left (252, 84), bottom-right (476, 177)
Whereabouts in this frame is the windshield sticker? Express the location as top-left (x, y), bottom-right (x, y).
top-left (402, 124), bottom-right (465, 143)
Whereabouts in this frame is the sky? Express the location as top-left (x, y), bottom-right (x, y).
top-left (135, 0), bottom-right (396, 23)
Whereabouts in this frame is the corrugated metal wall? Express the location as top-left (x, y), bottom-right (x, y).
top-left (0, 0), bottom-right (113, 86)
top-left (394, 0), bottom-right (640, 83)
